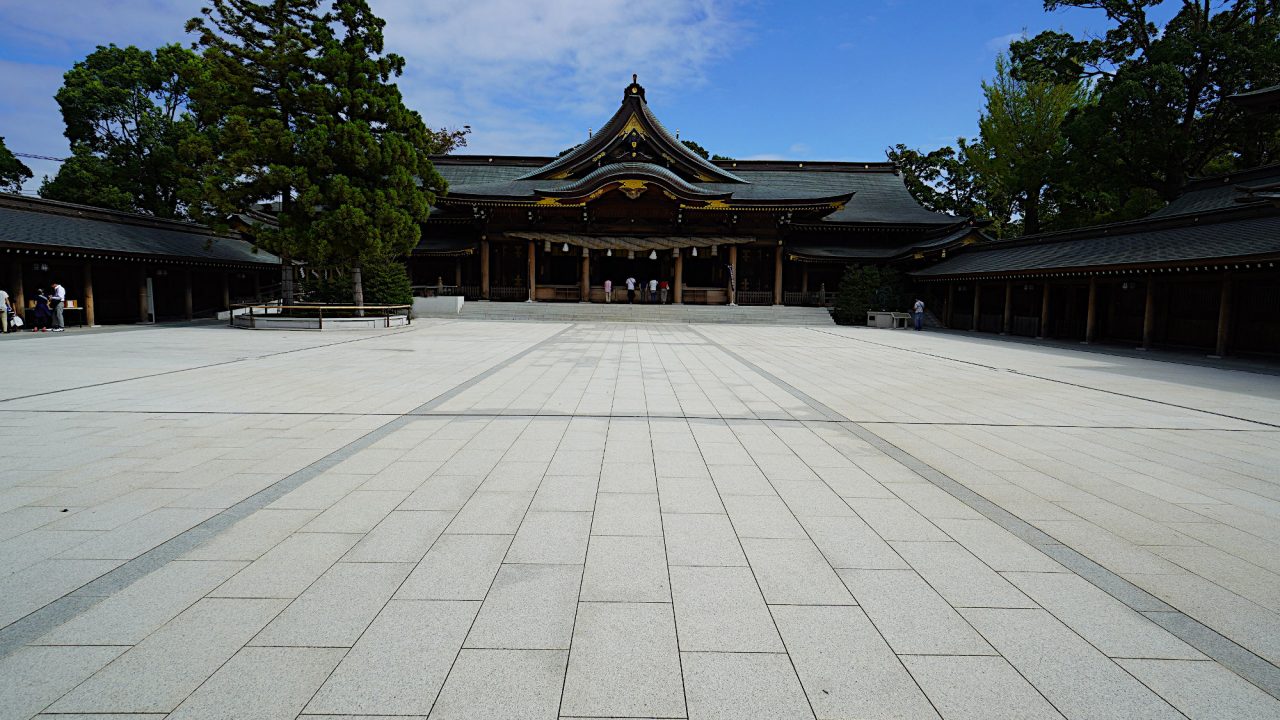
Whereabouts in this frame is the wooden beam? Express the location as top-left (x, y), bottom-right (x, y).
top-left (1002, 280), bottom-right (1013, 335)
top-left (480, 238), bottom-right (491, 299)
top-left (1142, 278), bottom-right (1156, 349)
top-left (971, 283), bottom-right (981, 331)
top-left (83, 263), bottom-right (96, 327)
top-left (1085, 276), bottom-right (1098, 343)
top-left (1038, 283), bottom-right (1050, 339)
top-left (773, 245), bottom-right (783, 305)
top-left (1214, 272), bottom-right (1232, 358)
top-left (674, 249), bottom-right (683, 304)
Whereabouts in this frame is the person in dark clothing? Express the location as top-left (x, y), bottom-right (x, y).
top-left (31, 289), bottom-right (51, 332)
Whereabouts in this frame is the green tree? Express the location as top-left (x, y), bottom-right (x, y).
top-left (1013, 1), bottom-right (1280, 210)
top-left (887, 139), bottom-right (1013, 234)
top-left (832, 265), bottom-right (904, 325)
top-left (39, 44), bottom-right (203, 217)
top-left (185, 0), bottom-right (329, 301)
top-left (681, 138), bottom-right (734, 162)
top-left (0, 136), bottom-right (32, 193)
top-left (971, 54), bottom-right (1091, 235)
top-left (304, 0), bottom-right (444, 306)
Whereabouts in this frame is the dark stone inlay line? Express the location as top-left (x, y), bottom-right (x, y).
top-left (694, 326), bottom-right (1280, 701)
top-left (0, 323), bottom-right (574, 659)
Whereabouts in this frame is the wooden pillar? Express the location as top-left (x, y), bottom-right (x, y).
top-left (183, 268), bottom-right (194, 321)
top-left (1038, 283), bottom-right (1051, 339)
top-left (1214, 272), bottom-right (1232, 358)
top-left (252, 271), bottom-right (261, 301)
top-left (137, 267), bottom-right (150, 323)
top-left (772, 245), bottom-right (783, 305)
top-left (83, 263), bottom-right (96, 327)
top-left (728, 245), bottom-right (738, 305)
top-left (1085, 276), bottom-right (1098, 343)
top-left (971, 283), bottom-right (981, 331)
top-left (944, 282), bottom-right (955, 327)
top-left (801, 268), bottom-right (809, 294)
top-left (580, 249), bottom-right (590, 302)
top-left (454, 258), bottom-right (463, 288)
top-left (222, 272), bottom-right (231, 311)
top-left (480, 239), bottom-right (491, 299)
top-left (1141, 278), bottom-right (1156, 350)
top-left (527, 240), bottom-right (536, 302)
top-left (1002, 280), bottom-right (1013, 335)
top-left (9, 263), bottom-right (23, 322)
top-left (674, 249), bottom-right (684, 304)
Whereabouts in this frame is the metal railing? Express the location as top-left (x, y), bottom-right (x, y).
top-left (414, 284), bottom-right (481, 300)
top-left (783, 291), bottom-right (832, 307)
top-left (230, 303), bottom-right (412, 330)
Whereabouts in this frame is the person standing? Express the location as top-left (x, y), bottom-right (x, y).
top-left (913, 298), bottom-right (925, 331)
top-left (625, 276), bottom-right (637, 304)
top-left (32, 289), bottom-right (51, 332)
top-left (0, 287), bottom-right (8, 334)
top-left (50, 282), bottom-right (66, 332)
top-left (604, 279), bottom-right (613, 303)
top-left (658, 279), bottom-right (669, 304)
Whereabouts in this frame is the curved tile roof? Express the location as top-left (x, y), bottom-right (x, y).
top-left (537, 162), bottom-right (726, 197)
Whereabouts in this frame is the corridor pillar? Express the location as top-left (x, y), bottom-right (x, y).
top-left (1214, 272), bottom-right (1232, 358)
top-left (137, 268), bottom-right (150, 323)
top-left (1038, 283), bottom-right (1050, 339)
top-left (971, 283), bottom-right (981, 331)
top-left (1142, 278), bottom-right (1156, 350)
top-left (1002, 280), bottom-right (1013, 335)
top-left (580, 248), bottom-right (590, 302)
top-left (480, 239), bottom-right (491, 299)
top-left (83, 263), bottom-right (96, 327)
top-left (527, 240), bottom-right (537, 302)
top-left (674, 250), bottom-right (684, 304)
top-left (728, 245), bottom-right (738, 305)
top-left (1085, 276), bottom-right (1098, 344)
top-left (10, 264), bottom-right (23, 322)
top-left (183, 268), bottom-right (194, 321)
top-left (773, 245), bottom-right (783, 305)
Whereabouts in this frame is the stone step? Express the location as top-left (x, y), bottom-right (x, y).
top-left (425, 301), bottom-right (836, 326)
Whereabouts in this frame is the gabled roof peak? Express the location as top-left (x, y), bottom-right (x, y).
top-left (517, 77), bottom-right (746, 185)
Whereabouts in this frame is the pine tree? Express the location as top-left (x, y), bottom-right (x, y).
top-left (185, 0), bottom-right (328, 301)
top-left (305, 0), bottom-right (444, 308)
top-left (0, 136), bottom-right (32, 193)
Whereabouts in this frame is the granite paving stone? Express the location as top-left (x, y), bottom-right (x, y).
top-left (395, 534), bottom-right (511, 600)
top-left (465, 563), bottom-right (582, 649)
top-left (903, 655), bottom-right (1064, 720)
top-left (681, 652), bottom-right (814, 720)
top-left (427, 649), bottom-right (567, 720)
top-left (560, 602), bottom-right (685, 718)
top-left (670, 566), bottom-right (783, 652)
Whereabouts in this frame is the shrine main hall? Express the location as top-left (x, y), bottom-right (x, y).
top-left (411, 77), bottom-right (979, 305)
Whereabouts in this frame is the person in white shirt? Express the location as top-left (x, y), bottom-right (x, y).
top-left (913, 298), bottom-right (925, 331)
top-left (604, 279), bottom-right (613, 303)
top-left (625, 277), bottom-right (637, 304)
top-left (50, 283), bottom-right (67, 332)
top-left (648, 278), bottom-right (658, 303)
top-left (0, 288), bottom-right (9, 334)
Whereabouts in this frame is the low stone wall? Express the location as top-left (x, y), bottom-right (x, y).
top-left (233, 314), bottom-right (409, 330)
top-left (413, 296), bottom-right (465, 316)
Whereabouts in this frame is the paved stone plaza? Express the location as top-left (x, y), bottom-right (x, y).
top-left (1, 320), bottom-right (1279, 719)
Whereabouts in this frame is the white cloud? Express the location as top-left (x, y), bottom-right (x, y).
top-left (0, 0), bottom-right (744, 191)
top-left (985, 31), bottom-right (1027, 53)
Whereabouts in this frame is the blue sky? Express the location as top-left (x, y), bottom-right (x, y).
top-left (0, 0), bottom-right (1163, 191)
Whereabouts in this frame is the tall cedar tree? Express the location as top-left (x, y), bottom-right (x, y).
top-left (1013, 0), bottom-right (1280, 219)
top-left (40, 44), bottom-right (201, 218)
top-left (0, 136), bottom-right (32, 193)
top-left (971, 55), bottom-right (1091, 235)
top-left (185, 0), bottom-right (329, 301)
top-left (306, 0), bottom-right (444, 306)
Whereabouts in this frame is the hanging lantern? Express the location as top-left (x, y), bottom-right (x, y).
top-left (628, 250), bottom-right (635, 260)
top-left (711, 245), bottom-right (718, 257)
top-left (562, 242), bottom-right (570, 253)
top-left (673, 248), bottom-right (680, 258)
top-left (649, 250), bottom-right (657, 260)
top-left (692, 247), bottom-right (698, 257)
top-left (544, 240), bottom-right (552, 253)
top-left (607, 249), bottom-right (613, 257)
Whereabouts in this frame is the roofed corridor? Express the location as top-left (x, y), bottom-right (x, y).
top-left (1, 320), bottom-right (1278, 719)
